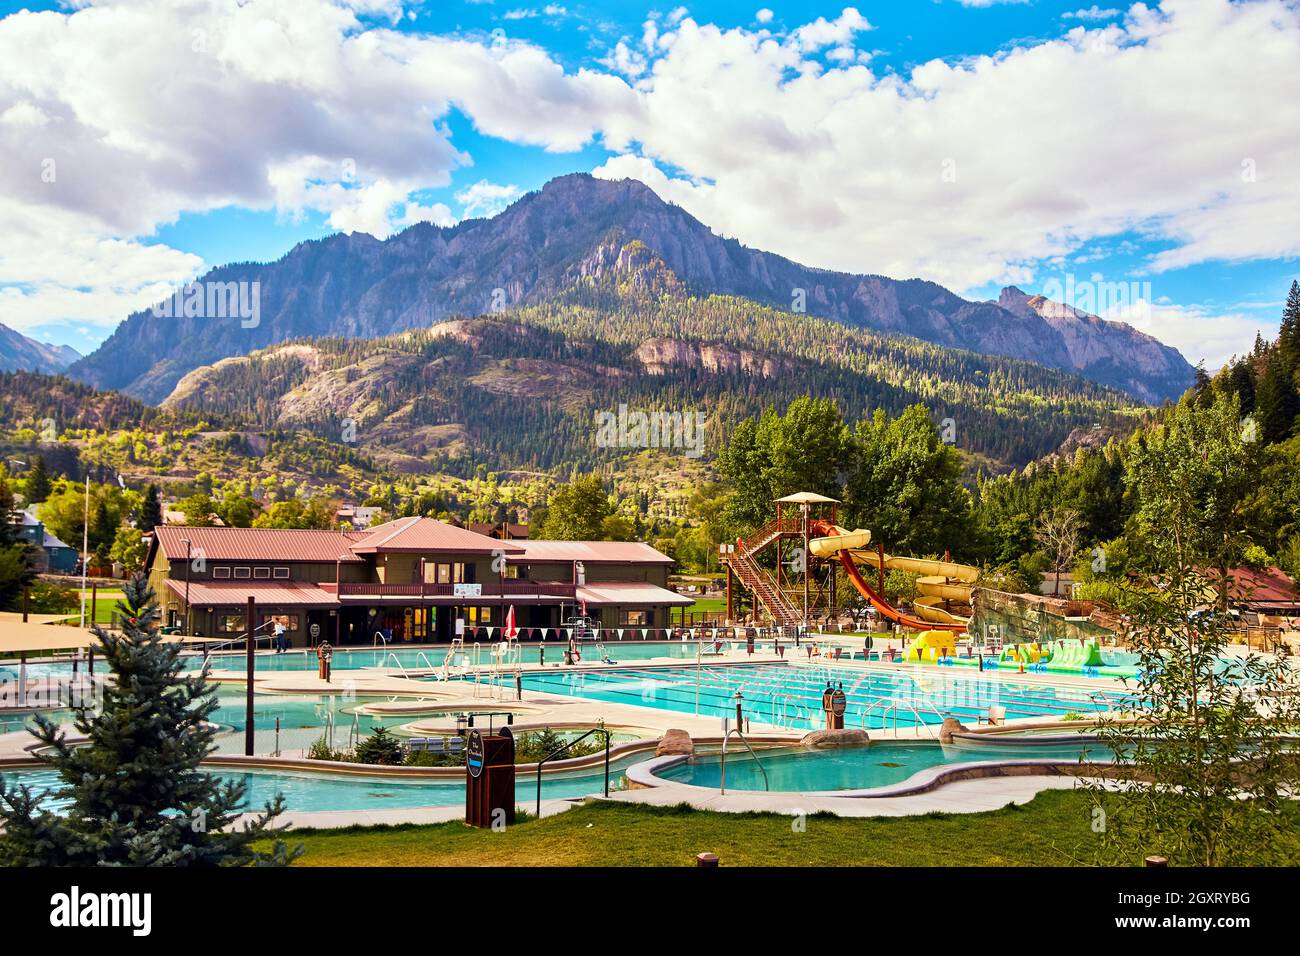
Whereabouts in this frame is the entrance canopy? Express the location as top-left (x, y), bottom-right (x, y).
top-left (0, 620), bottom-right (227, 655)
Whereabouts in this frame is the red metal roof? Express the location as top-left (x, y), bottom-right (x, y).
top-left (154, 526), bottom-right (366, 563)
top-left (348, 517), bottom-right (526, 554)
top-left (1227, 566), bottom-right (1299, 607)
top-left (575, 582), bottom-right (692, 606)
top-left (514, 540), bottom-right (674, 564)
top-left (163, 579), bottom-right (340, 608)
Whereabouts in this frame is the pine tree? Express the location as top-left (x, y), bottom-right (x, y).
top-left (0, 473), bottom-right (36, 611)
top-left (1255, 349), bottom-right (1299, 445)
top-left (140, 482), bottom-right (163, 531)
top-left (26, 456), bottom-right (52, 505)
top-left (0, 575), bottom-right (301, 866)
top-left (1278, 279), bottom-right (1300, 364)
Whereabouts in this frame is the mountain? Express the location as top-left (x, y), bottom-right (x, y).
top-left (68, 173), bottom-right (1195, 404)
top-left (0, 322), bottom-right (80, 374)
top-left (157, 256), bottom-right (1142, 474)
top-left (996, 287), bottom-right (1190, 404)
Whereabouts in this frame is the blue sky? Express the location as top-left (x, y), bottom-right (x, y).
top-left (1, 0), bottom-right (1296, 368)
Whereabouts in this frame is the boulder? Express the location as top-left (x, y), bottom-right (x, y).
top-left (939, 717), bottom-right (970, 743)
top-left (656, 729), bottom-right (695, 756)
top-left (800, 728), bottom-right (871, 749)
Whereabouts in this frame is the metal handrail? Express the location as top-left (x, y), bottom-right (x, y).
top-left (535, 728), bottom-right (611, 816)
top-left (415, 652), bottom-right (436, 672)
top-left (720, 725), bottom-right (770, 794)
top-left (373, 631), bottom-right (390, 647)
top-left (383, 653), bottom-right (412, 680)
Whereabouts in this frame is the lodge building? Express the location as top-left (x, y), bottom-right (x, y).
top-left (144, 517), bottom-right (690, 646)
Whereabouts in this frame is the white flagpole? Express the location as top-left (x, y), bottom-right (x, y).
top-left (80, 475), bottom-right (89, 628)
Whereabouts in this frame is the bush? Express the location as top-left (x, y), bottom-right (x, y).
top-left (307, 737), bottom-right (348, 762)
top-left (353, 725), bottom-right (405, 766)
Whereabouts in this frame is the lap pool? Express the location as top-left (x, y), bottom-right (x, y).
top-left (487, 663), bottom-right (1134, 731)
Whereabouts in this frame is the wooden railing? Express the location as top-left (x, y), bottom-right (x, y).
top-left (333, 581), bottom-right (577, 599)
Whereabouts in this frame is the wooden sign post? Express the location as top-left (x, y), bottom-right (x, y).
top-left (465, 727), bottom-right (516, 828)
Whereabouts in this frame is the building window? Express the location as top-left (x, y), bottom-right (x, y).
top-left (217, 614), bottom-right (247, 634)
top-left (467, 606), bottom-right (494, 626)
top-left (253, 567), bottom-right (271, 579)
top-left (233, 567), bottom-right (251, 579)
top-left (261, 613), bottom-right (299, 632)
top-left (620, 609), bottom-right (649, 626)
top-left (213, 567), bottom-right (231, 579)
top-left (273, 567), bottom-right (290, 579)
top-left (434, 562), bottom-right (465, 585)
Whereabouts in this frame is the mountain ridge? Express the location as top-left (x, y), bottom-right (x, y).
top-left (68, 173), bottom-right (1194, 404)
top-left (0, 322), bottom-right (80, 374)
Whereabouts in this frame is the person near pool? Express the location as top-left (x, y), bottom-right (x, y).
top-left (273, 620), bottom-right (288, 654)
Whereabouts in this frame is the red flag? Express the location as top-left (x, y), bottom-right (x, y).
top-left (505, 605), bottom-right (518, 640)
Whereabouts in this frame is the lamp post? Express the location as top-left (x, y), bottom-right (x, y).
top-left (180, 537), bottom-right (192, 635)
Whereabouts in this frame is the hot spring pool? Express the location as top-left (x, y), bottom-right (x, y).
top-left (654, 739), bottom-right (1115, 793)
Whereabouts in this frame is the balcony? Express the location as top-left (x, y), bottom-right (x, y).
top-left (327, 580), bottom-right (577, 601)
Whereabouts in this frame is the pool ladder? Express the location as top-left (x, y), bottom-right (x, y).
top-left (719, 723), bottom-right (770, 795)
top-left (859, 697), bottom-right (943, 739)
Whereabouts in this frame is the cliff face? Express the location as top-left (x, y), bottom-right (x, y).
top-left (70, 173), bottom-right (1195, 404)
top-left (997, 286), bottom-right (1192, 404)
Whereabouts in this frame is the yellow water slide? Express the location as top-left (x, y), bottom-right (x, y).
top-left (809, 522), bottom-right (978, 631)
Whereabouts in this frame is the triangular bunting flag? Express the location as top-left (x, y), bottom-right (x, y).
top-left (539, 628), bottom-right (549, 640)
top-left (485, 626), bottom-right (495, 638)
top-left (641, 628), bottom-right (650, 639)
top-left (616, 628), bottom-right (624, 640)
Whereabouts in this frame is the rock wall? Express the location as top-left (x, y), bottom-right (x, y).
top-left (970, 587), bottom-right (1117, 644)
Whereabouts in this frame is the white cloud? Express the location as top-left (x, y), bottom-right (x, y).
top-left (587, 0), bottom-right (1300, 336)
top-left (3, 0), bottom-right (1298, 368)
top-left (1063, 6), bottom-right (1122, 20)
top-left (756, 9), bottom-right (774, 24)
top-left (1114, 299), bottom-right (1280, 371)
top-left (455, 180), bottom-right (524, 219)
top-left (0, 0), bottom-right (635, 335)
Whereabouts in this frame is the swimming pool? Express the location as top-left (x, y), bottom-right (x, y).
top-left (488, 663), bottom-right (1134, 731)
top-left (655, 739), bottom-right (1113, 792)
top-left (2, 640), bottom-right (709, 681)
top-left (0, 746), bottom-right (650, 814)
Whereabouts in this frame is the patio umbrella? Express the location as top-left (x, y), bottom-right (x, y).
top-left (504, 605), bottom-right (518, 641)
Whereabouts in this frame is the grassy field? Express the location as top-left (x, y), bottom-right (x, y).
top-left (270, 791), bottom-right (1124, 867)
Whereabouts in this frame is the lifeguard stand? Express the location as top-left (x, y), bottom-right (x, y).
top-left (722, 492), bottom-right (841, 626)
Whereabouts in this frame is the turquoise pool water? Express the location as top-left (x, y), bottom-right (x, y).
top-left (0, 746), bottom-right (649, 813)
top-left (489, 663), bottom-right (1135, 732)
top-left (657, 740), bottom-right (1113, 792)
top-left (3, 640), bottom-right (707, 680)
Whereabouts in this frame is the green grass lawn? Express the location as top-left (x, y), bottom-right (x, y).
top-left (67, 590), bottom-right (126, 625)
top-left (686, 596), bottom-right (726, 614)
top-left (266, 791), bottom-right (1146, 867)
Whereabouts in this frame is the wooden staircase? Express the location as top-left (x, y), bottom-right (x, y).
top-left (725, 518), bottom-right (804, 626)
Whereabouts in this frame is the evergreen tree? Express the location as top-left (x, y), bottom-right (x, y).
top-left (1254, 349), bottom-right (1299, 445)
top-left (26, 456), bottom-right (52, 505)
top-left (140, 482), bottom-right (163, 530)
top-left (1278, 279), bottom-right (1300, 364)
top-left (89, 499), bottom-right (116, 554)
top-left (0, 473), bottom-right (37, 611)
top-left (0, 575), bottom-right (301, 866)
